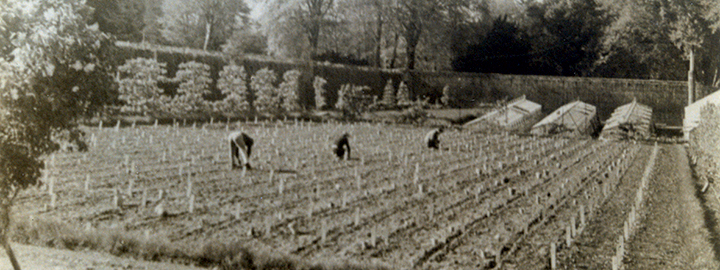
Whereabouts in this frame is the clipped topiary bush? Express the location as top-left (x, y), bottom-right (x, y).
top-left (397, 81), bottom-right (412, 107)
top-left (252, 68), bottom-right (282, 116)
top-left (117, 57), bottom-right (168, 116)
top-left (279, 70), bottom-right (302, 113)
top-left (216, 63), bottom-right (252, 118)
top-left (314, 76), bottom-right (328, 110)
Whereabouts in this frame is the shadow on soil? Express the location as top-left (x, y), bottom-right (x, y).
top-left (687, 146), bottom-right (720, 263)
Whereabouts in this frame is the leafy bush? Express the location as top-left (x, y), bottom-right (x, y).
top-left (279, 70), bottom-right (302, 112)
top-left (397, 106), bottom-right (429, 124)
top-left (689, 104), bottom-right (720, 183)
top-left (314, 76), bottom-right (328, 110)
top-left (117, 58), bottom-right (168, 116)
top-left (440, 84), bottom-right (455, 108)
top-left (336, 84), bottom-right (373, 118)
top-left (252, 68), bottom-right (282, 116)
top-left (216, 64), bottom-right (252, 118)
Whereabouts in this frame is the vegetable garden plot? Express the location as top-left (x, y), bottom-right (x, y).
top-left (14, 121), bottom-right (647, 269)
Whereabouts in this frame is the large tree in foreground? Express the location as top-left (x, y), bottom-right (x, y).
top-left (0, 0), bottom-right (116, 269)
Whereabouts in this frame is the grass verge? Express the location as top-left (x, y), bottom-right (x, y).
top-left (10, 216), bottom-right (391, 270)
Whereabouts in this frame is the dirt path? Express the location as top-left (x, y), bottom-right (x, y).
top-left (624, 144), bottom-right (720, 269)
top-left (0, 242), bottom-right (204, 270)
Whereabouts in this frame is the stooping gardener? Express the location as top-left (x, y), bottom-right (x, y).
top-left (228, 131), bottom-right (254, 169)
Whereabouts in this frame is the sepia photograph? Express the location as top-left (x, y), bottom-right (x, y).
top-left (1, 0), bottom-right (720, 269)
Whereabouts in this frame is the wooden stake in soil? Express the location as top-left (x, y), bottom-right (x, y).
top-left (321, 220), bottom-right (328, 243)
top-left (141, 188), bottom-right (147, 208)
top-left (50, 192), bottom-right (57, 209)
top-left (354, 207), bottom-right (360, 226)
top-left (113, 189), bottom-right (123, 209)
top-left (84, 175), bottom-right (90, 192)
top-left (342, 191), bottom-right (347, 208)
top-left (565, 225), bottom-right (572, 246)
top-left (188, 194), bottom-right (195, 213)
top-left (550, 242), bottom-right (557, 269)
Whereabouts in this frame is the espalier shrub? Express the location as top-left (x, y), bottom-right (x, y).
top-left (314, 76), bottom-right (328, 110)
top-left (381, 79), bottom-right (396, 106)
top-left (279, 70), bottom-right (301, 113)
top-left (440, 84), bottom-right (455, 108)
top-left (117, 57), bottom-right (168, 116)
top-left (252, 68), bottom-right (282, 116)
top-left (397, 81), bottom-right (412, 107)
top-left (169, 61), bottom-right (212, 119)
top-left (216, 64), bottom-right (251, 118)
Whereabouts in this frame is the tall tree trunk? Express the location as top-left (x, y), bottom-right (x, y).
top-left (203, 22), bottom-right (211, 51)
top-left (374, 0), bottom-right (383, 68)
top-left (1, 204), bottom-right (20, 270)
top-left (688, 47), bottom-right (695, 105)
top-left (406, 43), bottom-right (416, 70)
top-left (389, 33), bottom-right (399, 69)
top-left (1, 235), bottom-right (21, 270)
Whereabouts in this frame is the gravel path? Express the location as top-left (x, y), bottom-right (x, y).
top-left (624, 144), bottom-right (720, 269)
top-left (0, 242), bottom-right (204, 270)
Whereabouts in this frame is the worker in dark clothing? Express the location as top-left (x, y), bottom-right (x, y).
top-left (228, 131), bottom-right (254, 169)
top-left (424, 127), bottom-right (444, 150)
top-left (332, 133), bottom-right (351, 160)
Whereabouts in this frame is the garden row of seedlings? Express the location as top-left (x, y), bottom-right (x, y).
top-left (505, 141), bottom-right (641, 269)
top-left (417, 139), bottom-right (635, 269)
top-left (609, 142), bottom-right (658, 270)
top-left (249, 131), bottom-right (582, 262)
top-left (407, 138), bottom-right (595, 268)
top-left (285, 135), bottom-right (595, 267)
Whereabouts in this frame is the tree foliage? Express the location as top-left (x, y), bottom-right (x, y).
top-left (260, 0), bottom-right (336, 58)
top-left (160, 0), bottom-right (250, 51)
top-left (86, 0), bottom-right (145, 42)
top-left (452, 15), bottom-right (531, 74)
top-left (524, 0), bottom-right (607, 76)
top-left (0, 0), bottom-right (116, 261)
